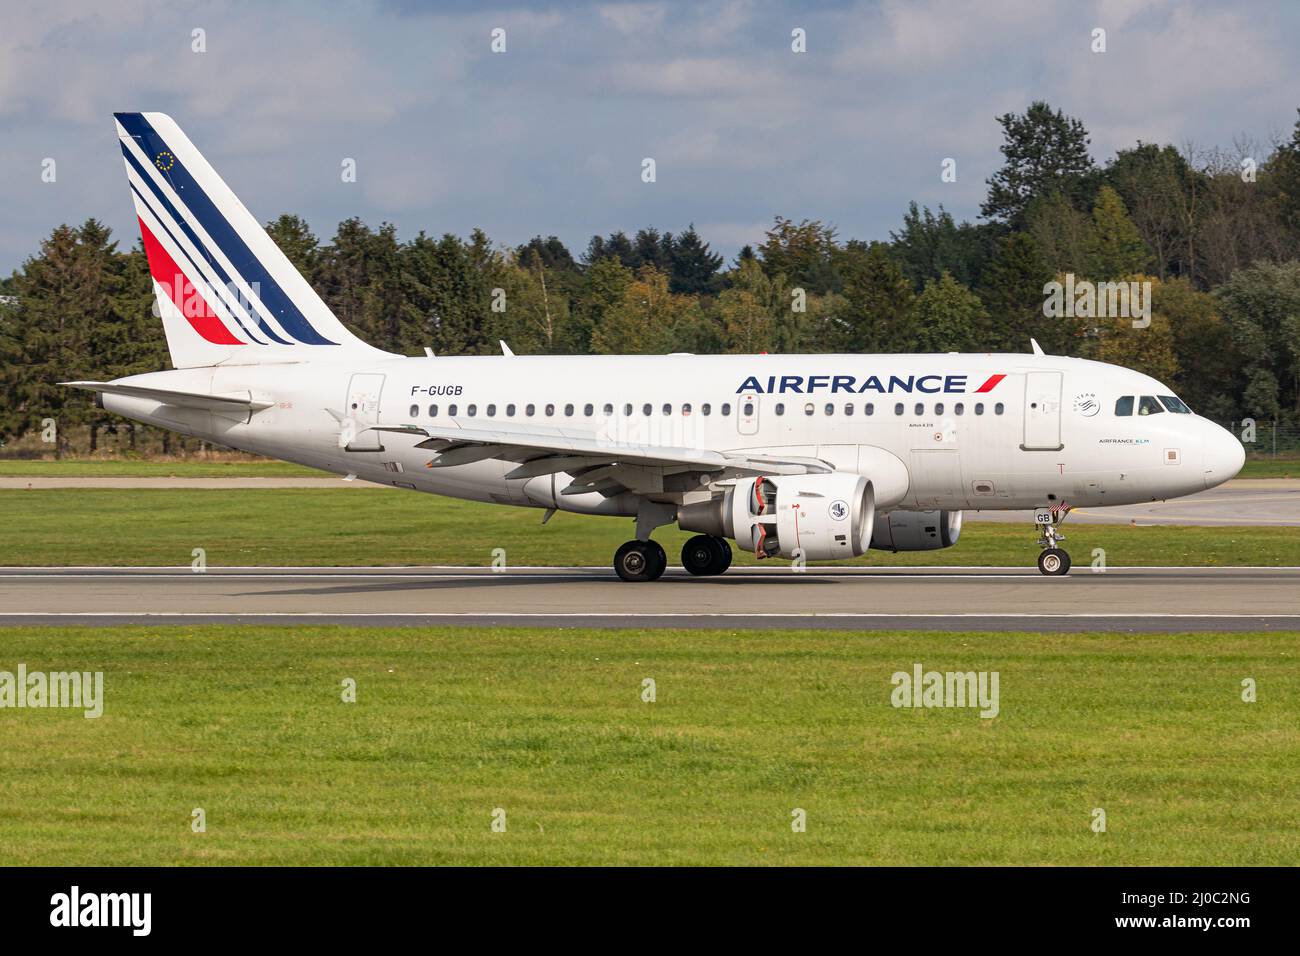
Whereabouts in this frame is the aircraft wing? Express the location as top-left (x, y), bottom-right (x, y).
top-left (62, 381), bottom-right (274, 412)
top-left (372, 421), bottom-right (832, 495)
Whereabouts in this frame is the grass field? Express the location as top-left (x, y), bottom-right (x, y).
top-left (1, 488), bottom-right (1297, 567)
top-left (0, 625), bottom-right (1295, 866)
top-left (1, 455), bottom-right (1294, 478)
top-left (0, 459), bottom-right (321, 478)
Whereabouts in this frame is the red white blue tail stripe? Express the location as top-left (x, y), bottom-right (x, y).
top-left (115, 112), bottom-right (383, 367)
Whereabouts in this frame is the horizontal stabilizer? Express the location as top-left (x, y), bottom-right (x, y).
top-left (62, 381), bottom-right (273, 412)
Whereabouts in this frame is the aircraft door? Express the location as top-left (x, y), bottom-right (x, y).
top-left (1022, 371), bottom-right (1063, 451)
top-left (343, 372), bottom-right (386, 451)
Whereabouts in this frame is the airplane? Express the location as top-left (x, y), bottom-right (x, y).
top-left (65, 112), bottom-right (1246, 581)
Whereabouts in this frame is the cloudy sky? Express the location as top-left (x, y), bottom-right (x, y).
top-left (1, 0), bottom-right (1297, 274)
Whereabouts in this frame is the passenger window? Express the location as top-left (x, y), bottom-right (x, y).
top-left (564, 404), bottom-right (575, 417)
top-left (775, 403), bottom-right (785, 415)
top-left (721, 403), bottom-right (731, 416)
top-left (844, 403), bottom-right (854, 416)
top-left (682, 403), bottom-right (692, 415)
top-left (583, 403), bottom-right (593, 416)
top-left (642, 403), bottom-right (652, 416)
top-left (448, 404), bottom-right (458, 416)
top-left (603, 403), bottom-right (613, 416)
top-left (505, 404), bottom-right (514, 416)
top-left (525, 404), bottom-right (535, 417)
top-left (1115, 396), bottom-right (1134, 416)
top-left (1159, 395), bottom-right (1191, 414)
top-left (824, 403), bottom-right (834, 416)
top-left (913, 403), bottom-right (924, 415)
top-left (486, 404), bottom-right (496, 417)
top-left (1138, 395), bottom-right (1163, 416)
top-left (623, 403), bottom-right (632, 416)
top-left (934, 402), bottom-right (944, 415)
top-left (701, 403), bottom-right (711, 415)
top-left (994, 402), bottom-right (1004, 415)
top-left (466, 404), bottom-right (477, 417)
top-left (894, 403), bottom-right (904, 415)
top-left (954, 402), bottom-right (964, 415)
top-left (409, 404), bottom-right (419, 417)
top-left (865, 403), bottom-right (874, 416)
top-left (429, 404), bottom-right (438, 417)
top-left (974, 403), bottom-right (984, 415)
top-left (663, 403), bottom-right (672, 415)
top-left (545, 403), bottom-right (555, 416)
top-left (742, 402), bottom-right (754, 416)
top-left (804, 403), bottom-right (815, 416)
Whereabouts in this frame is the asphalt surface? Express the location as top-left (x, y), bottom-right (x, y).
top-left (2, 477), bottom-right (1296, 526)
top-left (2, 566), bottom-right (1297, 631)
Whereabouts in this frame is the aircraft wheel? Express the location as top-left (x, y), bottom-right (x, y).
top-left (682, 536), bottom-right (717, 576)
top-left (711, 536), bottom-right (732, 574)
top-left (1037, 548), bottom-right (1071, 576)
top-left (646, 539), bottom-right (667, 580)
top-left (616, 540), bottom-right (666, 582)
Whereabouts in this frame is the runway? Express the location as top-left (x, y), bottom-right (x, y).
top-left (2, 566), bottom-right (1297, 631)
top-left (2, 477), bottom-right (1297, 525)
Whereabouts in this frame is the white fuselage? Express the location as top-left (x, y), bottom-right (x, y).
top-left (100, 352), bottom-right (1244, 518)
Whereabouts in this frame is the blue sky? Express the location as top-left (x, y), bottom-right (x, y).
top-left (1, 0), bottom-right (1297, 273)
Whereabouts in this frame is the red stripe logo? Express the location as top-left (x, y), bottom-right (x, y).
top-left (137, 217), bottom-right (243, 345)
top-left (974, 374), bottom-right (1005, 393)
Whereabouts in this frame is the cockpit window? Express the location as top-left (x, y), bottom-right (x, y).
top-left (1115, 396), bottom-right (1134, 416)
top-left (1137, 395), bottom-right (1164, 416)
top-left (1158, 395), bottom-right (1192, 414)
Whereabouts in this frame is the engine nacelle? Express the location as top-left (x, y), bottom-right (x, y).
top-left (870, 510), bottom-right (962, 551)
top-left (678, 473), bottom-right (875, 561)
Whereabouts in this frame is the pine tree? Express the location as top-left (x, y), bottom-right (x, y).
top-left (982, 101), bottom-right (1096, 227)
top-left (978, 233), bottom-right (1076, 354)
top-left (1085, 185), bottom-right (1150, 279)
top-left (833, 241), bottom-right (914, 352)
top-left (667, 224), bottom-right (723, 295)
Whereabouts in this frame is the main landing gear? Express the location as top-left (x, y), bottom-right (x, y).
top-left (614, 539), bottom-right (668, 582)
top-left (612, 535), bottom-right (733, 581)
top-left (1035, 503), bottom-right (1072, 576)
top-left (681, 535), bottom-right (732, 577)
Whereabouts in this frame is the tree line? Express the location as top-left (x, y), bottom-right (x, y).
top-left (3, 100), bottom-right (1300, 454)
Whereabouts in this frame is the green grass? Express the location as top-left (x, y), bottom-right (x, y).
top-left (0, 488), bottom-right (1297, 567)
top-left (0, 459), bottom-right (321, 477)
top-left (1240, 456), bottom-right (1300, 479)
top-left (0, 625), bottom-right (1296, 866)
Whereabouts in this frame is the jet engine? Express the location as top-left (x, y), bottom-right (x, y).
top-left (677, 473), bottom-right (875, 560)
top-left (869, 510), bottom-right (962, 551)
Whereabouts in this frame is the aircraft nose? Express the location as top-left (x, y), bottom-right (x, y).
top-left (1203, 424), bottom-right (1245, 489)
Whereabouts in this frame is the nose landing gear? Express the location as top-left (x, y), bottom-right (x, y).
top-left (1035, 503), bottom-right (1072, 576)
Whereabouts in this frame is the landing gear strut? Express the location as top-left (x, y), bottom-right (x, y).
top-left (681, 535), bottom-right (733, 577)
top-left (1034, 503), bottom-right (1072, 576)
top-left (614, 539), bottom-right (668, 582)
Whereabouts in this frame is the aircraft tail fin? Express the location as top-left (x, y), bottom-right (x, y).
top-left (114, 112), bottom-right (390, 369)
